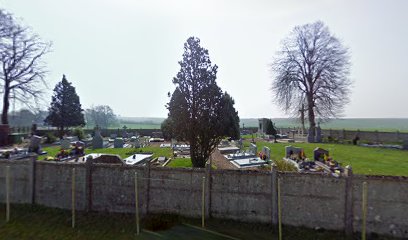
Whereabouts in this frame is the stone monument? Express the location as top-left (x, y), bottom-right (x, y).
top-left (114, 137), bottom-right (124, 148)
top-left (92, 125), bottom-right (103, 149)
top-left (307, 128), bottom-right (315, 143)
top-left (316, 124), bottom-right (322, 143)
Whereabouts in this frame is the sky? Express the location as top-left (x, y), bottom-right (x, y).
top-left (1, 0), bottom-right (407, 118)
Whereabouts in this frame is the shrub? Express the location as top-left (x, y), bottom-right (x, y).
top-left (272, 159), bottom-right (298, 172)
top-left (73, 127), bottom-right (85, 140)
top-left (45, 132), bottom-right (57, 144)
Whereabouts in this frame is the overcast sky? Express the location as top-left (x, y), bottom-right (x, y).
top-left (1, 0), bottom-right (407, 118)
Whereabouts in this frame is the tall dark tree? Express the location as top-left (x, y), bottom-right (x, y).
top-left (45, 75), bottom-right (85, 137)
top-left (220, 92), bottom-right (240, 140)
top-left (265, 119), bottom-right (278, 142)
top-left (167, 37), bottom-right (224, 168)
top-left (0, 9), bottom-right (51, 124)
top-left (271, 21), bottom-right (351, 141)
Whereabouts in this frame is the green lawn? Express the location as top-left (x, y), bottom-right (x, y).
top-left (0, 204), bottom-right (398, 240)
top-left (255, 142), bottom-right (408, 176)
top-left (40, 142), bottom-right (408, 176)
top-left (167, 158), bottom-right (192, 168)
top-left (39, 146), bottom-right (172, 160)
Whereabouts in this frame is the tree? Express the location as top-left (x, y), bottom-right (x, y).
top-left (45, 75), bottom-right (85, 137)
top-left (0, 9), bottom-right (51, 124)
top-left (167, 37), bottom-right (225, 168)
top-left (265, 119), bottom-right (278, 142)
top-left (220, 92), bottom-right (240, 140)
top-left (161, 117), bottom-right (175, 141)
top-left (271, 21), bottom-right (351, 141)
top-left (85, 105), bottom-right (118, 129)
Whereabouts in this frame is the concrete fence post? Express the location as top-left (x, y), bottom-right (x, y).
top-left (271, 164), bottom-right (278, 228)
top-left (85, 158), bottom-right (93, 212)
top-left (344, 165), bottom-right (354, 237)
top-left (144, 162), bottom-right (151, 214)
top-left (31, 156), bottom-right (37, 204)
top-left (205, 162), bottom-right (212, 218)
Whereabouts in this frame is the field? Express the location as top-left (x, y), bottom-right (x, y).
top-left (0, 204), bottom-right (398, 240)
top-left (84, 117), bottom-right (408, 132)
top-left (241, 118), bottom-right (408, 132)
top-left (255, 142), bottom-right (408, 176)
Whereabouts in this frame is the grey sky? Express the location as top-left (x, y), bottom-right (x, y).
top-left (1, 0), bottom-right (407, 118)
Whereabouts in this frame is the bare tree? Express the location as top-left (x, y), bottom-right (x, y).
top-left (0, 9), bottom-right (51, 124)
top-left (85, 105), bottom-right (118, 129)
top-left (271, 21), bottom-right (351, 141)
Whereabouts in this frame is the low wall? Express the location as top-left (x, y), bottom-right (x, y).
top-left (0, 159), bottom-right (407, 238)
top-left (279, 127), bottom-right (408, 143)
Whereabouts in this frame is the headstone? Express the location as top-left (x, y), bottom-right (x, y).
top-left (134, 138), bottom-right (141, 148)
top-left (60, 138), bottom-right (71, 150)
top-left (28, 135), bottom-right (42, 153)
top-left (249, 143), bottom-right (257, 155)
top-left (313, 147), bottom-right (329, 161)
top-left (307, 128), bottom-right (315, 143)
top-left (110, 134), bottom-right (117, 139)
top-left (262, 146), bottom-right (271, 160)
top-left (316, 124), bottom-right (322, 143)
top-left (114, 137), bottom-right (124, 148)
top-left (92, 126), bottom-right (103, 149)
top-left (285, 145), bottom-right (303, 158)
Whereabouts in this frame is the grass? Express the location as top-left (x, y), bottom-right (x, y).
top-left (167, 158), bottom-right (192, 168)
top-left (39, 146), bottom-right (172, 160)
top-left (0, 204), bottom-right (399, 240)
top-left (255, 141), bottom-right (408, 176)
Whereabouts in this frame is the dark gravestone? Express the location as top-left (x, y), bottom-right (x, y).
top-left (316, 125), bottom-right (322, 143)
top-left (313, 147), bottom-right (329, 161)
top-left (92, 126), bottom-right (103, 149)
top-left (307, 128), bottom-right (315, 143)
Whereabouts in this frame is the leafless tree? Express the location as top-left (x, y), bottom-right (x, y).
top-left (271, 21), bottom-right (351, 140)
top-left (0, 9), bottom-right (51, 124)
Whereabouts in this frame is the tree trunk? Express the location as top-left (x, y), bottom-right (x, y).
top-left (307, 94), bottom-right (316, 142)
top-left (2, 83), bottom-right (10, 125)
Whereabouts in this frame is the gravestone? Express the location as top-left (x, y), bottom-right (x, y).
top-left (316, 124), bottom-right (322, 143)
top-left (313, 147), bottom-right (329, 161)
top-left (28, 135), bottom-right (42, 153)
top-left (249, 143), bottom-right (257, 155)
top-left (262, 146), bottom-right (271, 160)
top-left (134, 138), bottom-right (141, 148)
top-left (92, 126), bottom-right (103, 149)
top-left (285, 145), bottom-right (303, 158)
top-left (110, 134), bottom-right (117, 139)
top-left (60, 138), bottom-right (71, 150)
top-left (114, 137), bottom-right (124, 148)
top-left (307, 128), bottom-right (315, 143)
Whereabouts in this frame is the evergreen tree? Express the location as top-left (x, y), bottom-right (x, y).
top-left (167, 37), bottom-right (224, 168)
top-left (45, 75), bottom-right (85, 137)
top-left (265, 119), bottom-right (278, 142)
top-left (220, 92), bottom-right (240, 140)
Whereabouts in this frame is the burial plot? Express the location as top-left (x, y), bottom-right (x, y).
top-left (114, 137), bottom-right (124, 148)
top-left (28, 135), bottom-right (42, 153)
top-left (60, 138), bottom-right (71, 150)
top-left (92, 127), bottom-right (103, 149)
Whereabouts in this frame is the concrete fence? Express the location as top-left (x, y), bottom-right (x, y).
top-left (0, 158), bottom-right (407, 238)
top-left (278, 127), bottom-right (408, 143)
